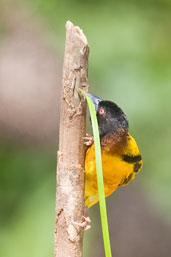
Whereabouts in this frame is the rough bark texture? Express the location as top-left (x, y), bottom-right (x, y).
top-left (54, 21), bottom-right (89, 257)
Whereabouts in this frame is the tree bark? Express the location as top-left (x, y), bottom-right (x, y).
top-left (54, 21), bottom-right (89, 257)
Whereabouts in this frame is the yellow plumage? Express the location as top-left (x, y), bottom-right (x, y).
top-left (85, 133), bottom-right (142, 208)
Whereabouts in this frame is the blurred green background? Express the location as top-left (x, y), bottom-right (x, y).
top-left (0, 0), bottom-right (171, 256)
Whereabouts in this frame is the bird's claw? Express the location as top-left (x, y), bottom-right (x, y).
top-left (83, 133), bottom-right (94, 146)
top-left (72, 216), bottom-right (91, 231)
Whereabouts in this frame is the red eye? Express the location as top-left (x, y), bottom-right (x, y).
top-left (99, 108), bottom-right (105, 115)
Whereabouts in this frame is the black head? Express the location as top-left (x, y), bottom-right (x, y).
top-left (86, 93), bottom-right (129, 137)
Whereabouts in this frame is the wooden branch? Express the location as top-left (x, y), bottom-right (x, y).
top-left (54, 21), bottom-right (89, 257)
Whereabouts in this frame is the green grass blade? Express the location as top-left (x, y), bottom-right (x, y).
top-left (79, 89), bottom-right (112, 257)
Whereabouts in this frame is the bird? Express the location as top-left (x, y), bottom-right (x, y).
top-left (73, 93), bottom-right (142, 230)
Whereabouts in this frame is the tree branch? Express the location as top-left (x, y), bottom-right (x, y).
top-left (54, 21), bottom-right (89, 257)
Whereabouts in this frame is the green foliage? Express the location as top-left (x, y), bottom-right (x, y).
top-left (0, 144), bottom-right (56, 257)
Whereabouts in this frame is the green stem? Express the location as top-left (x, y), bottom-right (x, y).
top-left (80, 89), bottom-right (112, 257)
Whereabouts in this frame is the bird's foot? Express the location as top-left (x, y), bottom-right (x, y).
top-left (72, 216), bottom-right (91, 231)
top-left (83, 133), bottom-right (94, 146)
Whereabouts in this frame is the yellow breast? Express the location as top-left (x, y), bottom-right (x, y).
top-left (85, 133), bottom-right (142, 208)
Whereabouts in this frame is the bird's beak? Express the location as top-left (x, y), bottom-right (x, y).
top-left (85, 93), bottom-right (102, 111)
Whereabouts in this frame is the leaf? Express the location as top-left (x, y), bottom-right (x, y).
top-left (79, 89), bottom-right (112, 257)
